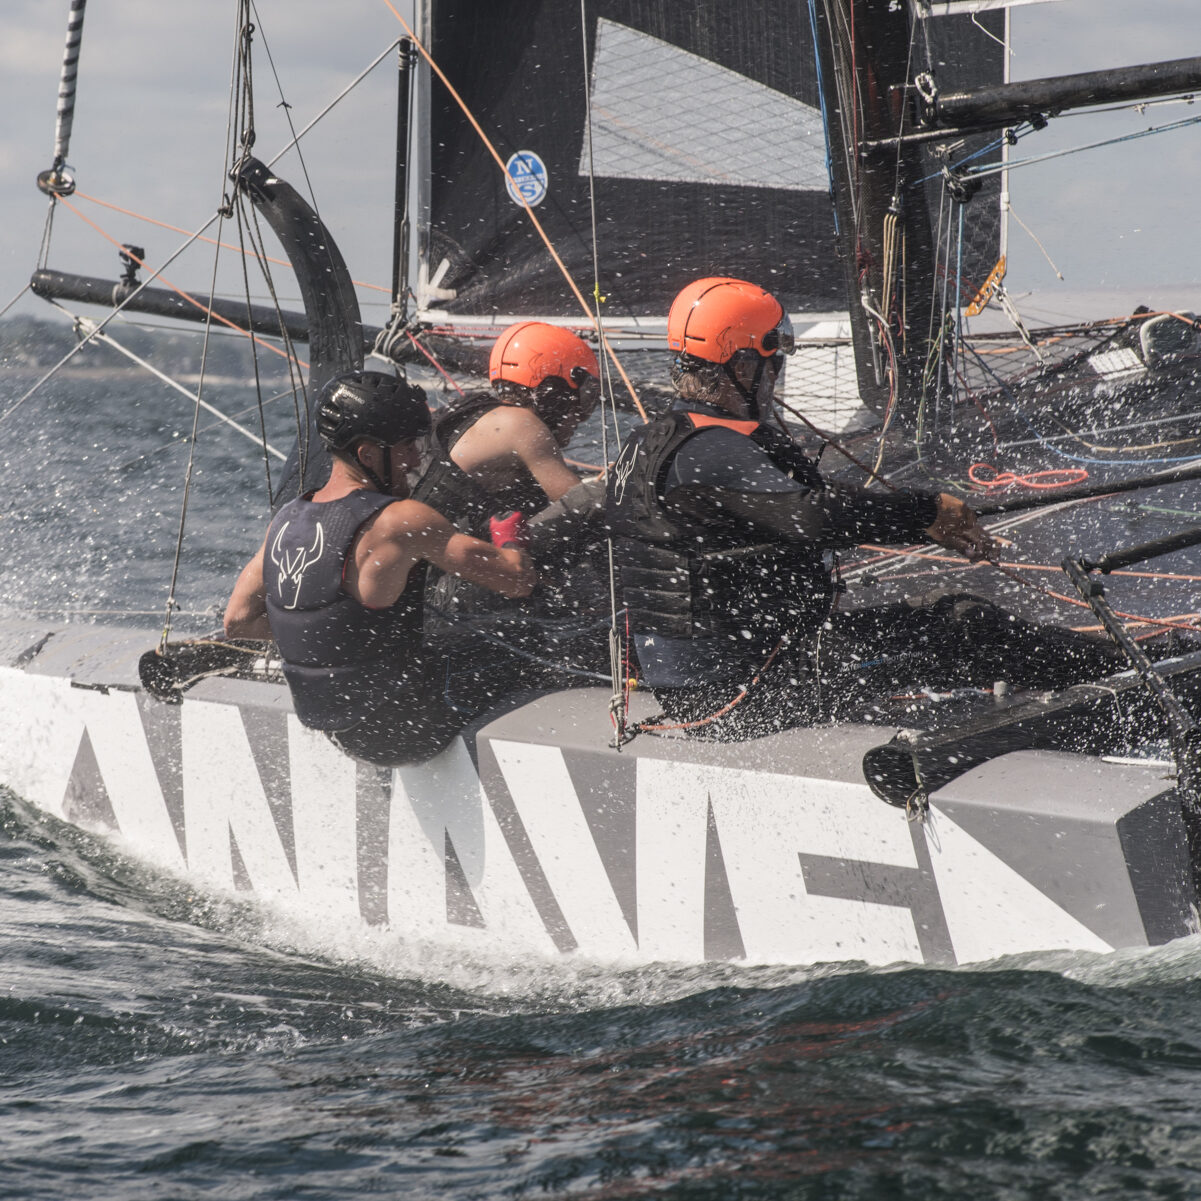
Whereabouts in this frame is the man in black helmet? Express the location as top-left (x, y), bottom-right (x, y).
top-left (224, 371), bottom-right (535, 766)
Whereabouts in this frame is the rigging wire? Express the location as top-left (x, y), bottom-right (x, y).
top-left (962, 112), bottom-right (1201, 181)
top-left (44, 299), bottom-right (285, 460)
top-left (0, 285), bottom-right (32, 323)
top-left (379, 0), bottom-right (646, 420)
top-left (158, 0), bottom-right (249, 654)
top-left (577, 0), bottom-right (630, 737)
top-left (69, 189), bottom-right (391, 296)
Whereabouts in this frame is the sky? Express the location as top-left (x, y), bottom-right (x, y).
top-left (1, 0), bottom-right (1199, 331)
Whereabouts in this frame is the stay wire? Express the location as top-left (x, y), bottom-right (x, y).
top-left (3, 10), bottom-right (388, 433)
top-left (232, 194), bottom-right (276, 499)
top-left (0, 284), bottom-right (31, 323)
top-left (158, 0), bottom-right (248, 653)
top-left (578, 0), bottom-right (629, 736)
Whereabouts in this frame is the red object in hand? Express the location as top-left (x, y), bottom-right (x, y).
top-left (489, 511), bottom-right (528, 549)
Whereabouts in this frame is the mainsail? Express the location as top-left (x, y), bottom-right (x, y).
top-left (422, 0), bottom-right (846, 320)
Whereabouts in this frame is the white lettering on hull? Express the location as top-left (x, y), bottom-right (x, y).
top-left (181, 700), bottom-right (298, 903)
top-left (491, 739), bottom-right (638, 959)
top-left (924, 805), bottom-right (1112, 961)
top-left (288, 716), bottom-right (360, 922)
top-left (636, 759), bottom-right (924, 965)
top-left (389, 741), bottom-right (555, 952)
top-left (0, 670), bottom-right (86, 819)
top-left (0, 670), bottom-right (182, 871)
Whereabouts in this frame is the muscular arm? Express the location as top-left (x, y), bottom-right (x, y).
top-left (224, 537), bottom-right (272, 639)
top-left (453, 406), bottom-right (581, 503)
top-left (347, 499), bottom-right (535, 607)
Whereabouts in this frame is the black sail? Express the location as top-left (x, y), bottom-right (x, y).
top-left (424, 0), bottom-right (844, 319)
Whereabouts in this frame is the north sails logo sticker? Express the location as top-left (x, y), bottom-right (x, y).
top-left (270, 521), bottom-right (325, 610)
top-left (505, 150), bottom-right (549, 208)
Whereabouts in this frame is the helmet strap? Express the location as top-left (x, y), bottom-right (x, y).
top-left (356, 441), bottom-right (393, 495)
top-left (723, 355), bottom-right (770, 422)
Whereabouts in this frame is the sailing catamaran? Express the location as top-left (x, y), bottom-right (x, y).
top-left (4, 0), bottom-right (1201, 967)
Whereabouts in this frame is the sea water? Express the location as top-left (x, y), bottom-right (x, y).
top-left (4, 372), bottom-right (1201, 1198)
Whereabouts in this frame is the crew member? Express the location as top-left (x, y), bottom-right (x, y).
top-left (415, 320), bottom-right (602, 533)
top-left (224, 371), bottom-right (535, 766)
top-left (607, 277), bottom-right (1121, 734)
top-left (414, 321), bottom-right (610, 643)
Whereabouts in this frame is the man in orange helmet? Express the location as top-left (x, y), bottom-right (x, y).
top-left (414, 320), bottom-right (602, 536)
top-left (413, 321), bottom-right (609, 640)
top-left (606, 277), bottom-right (1121, 733)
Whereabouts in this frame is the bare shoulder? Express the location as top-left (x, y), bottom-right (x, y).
top-left (483, 404), bottom-right (554, 442)
top-left (368, 498), bottom-right (452, 541)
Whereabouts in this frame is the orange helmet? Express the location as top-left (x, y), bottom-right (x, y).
top-left (488, 321), bottom-right (599, 390)
top-left (667, 277), bottom-right (794, 364)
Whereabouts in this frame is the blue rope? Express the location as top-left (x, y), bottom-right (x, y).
top-left (962, 112), bottom-right (1201, 180)
top-left (966, 342), bottom-right (1201, 468)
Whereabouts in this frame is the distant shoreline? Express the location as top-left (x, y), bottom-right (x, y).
top-left (0, 367), bottom-right (288, 386)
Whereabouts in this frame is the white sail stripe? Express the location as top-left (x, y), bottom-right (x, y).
top-left (913, 0), bottom-right (1065, 16)
top-left (581, 19), bottom-right (828, 193)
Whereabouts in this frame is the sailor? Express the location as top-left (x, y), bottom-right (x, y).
top-left (413, 321), bottom-right (610, 648)
top-left (607, 276), bottom-right (1121, 734)
top-left (223, 370), bottom-right (536, 766)
top-left (415, 320), bottom-right (603, 534)
top-left (415, 322), bottom-right (611, 577)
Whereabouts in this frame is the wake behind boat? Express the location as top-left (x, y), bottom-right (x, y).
top-left (4, 0), bottom-right (1201, 968)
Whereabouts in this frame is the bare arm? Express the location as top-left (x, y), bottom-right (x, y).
top-left (512, 415), bottom-right (584, 503)
top-left (347, 500), bottom-right (535, 607)
top-left (454, 407), bottom-right (581, 504)
top-left (224, 538), bottom-right (272, 639)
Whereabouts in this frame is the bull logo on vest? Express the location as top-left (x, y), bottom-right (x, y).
top-left (270, 521), bottom-right (325, 610)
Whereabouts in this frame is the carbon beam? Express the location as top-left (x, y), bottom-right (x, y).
top-left (863, 650), bottom-right (1201, 808)
top-left (30, 267), bottom-right (317, 344)
top-left (926, 56), bottom-right (1201, 132)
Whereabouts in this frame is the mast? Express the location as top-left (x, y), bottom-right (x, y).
top-left (390, 38), bottom-right (416, 315)
top-left (810, 0), bottom-right (940, 420)
top-left (37, 0), bottom-right (88, 197)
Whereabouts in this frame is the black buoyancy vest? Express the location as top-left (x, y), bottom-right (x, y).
top-left (264, 490), bottom-right (427, 730)
top-left (606, 410), bottom-right (833, 644)
top-left (411, 392), bottom-right (547, 535)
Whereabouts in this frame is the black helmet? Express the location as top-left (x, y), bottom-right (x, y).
top-left (317, 371), bottom-right (430, 452)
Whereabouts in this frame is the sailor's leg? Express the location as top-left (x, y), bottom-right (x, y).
top-left (831, 591), bottom-right (1125, 693)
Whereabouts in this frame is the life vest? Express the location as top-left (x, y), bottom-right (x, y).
top-left (606, 408), bottom-right (833, 659)
top-left (264, 490), bottom-right (427, 730)
top-left (411, 392), bottom-right (547, 535)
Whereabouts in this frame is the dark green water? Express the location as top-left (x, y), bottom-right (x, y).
top-left (5, 372), bottom-right (1201, 1197)
top-left (7, 786), bottom-right (1201, 1199)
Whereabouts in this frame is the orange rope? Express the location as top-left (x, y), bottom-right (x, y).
top-left (56, 195), bottom-right (307, 368)
top-left (73, 190), bottom-right (390, 295)
top-left (855, 542), bottom-right (1201, 633)
top-left (855, 544), bottom-right (1201, 584)
top-left (968, 462), bottom-right (1089, 490)
top-left (379, 0), bottom-right (647, 422)
top-left (405, 331), bottom-right (464, 396)
top-left (634, 637), bottom-right (788, 733)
